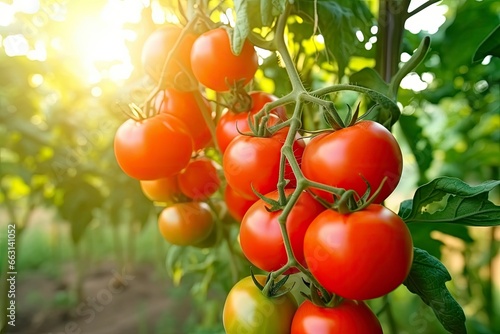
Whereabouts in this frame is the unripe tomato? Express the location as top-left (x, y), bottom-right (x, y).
top-left (223, 275), bottom-right (297, 334)
top-left (158, 202), bottom-right (214, 246)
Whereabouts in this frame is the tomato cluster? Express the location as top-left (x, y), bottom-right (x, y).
top-left (114, 21), bottom-right (414, 334)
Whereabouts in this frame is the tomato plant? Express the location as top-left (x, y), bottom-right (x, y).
top-left (291, 299), bottom-right (383, 334)
top-left (223, 128), bottom-right (305, 200)
top-left (223, 275), bottom-right (297, 334)
top-left (240, 189), bottom-right (325, 273)
top-left (157, 202), bottom-right (214, 247)
top-left (190, 27), bottom-right (258, 92)
top-left (106, 2), bottom-right (500, 334)
top-left (216, 91), bottom-right (287, 153)
top-left (303, 204), bottom-right (414, 300)
top-left (178, 158), bottom-right (220, 201)
top-left (114, 113), bottom-right (193, 180)
top-left (141, 25), bottom-right (196, 85)
top-left (302, 120), bottom-right (403, 203)
top-left (154, 89), bottom-right (212, 150)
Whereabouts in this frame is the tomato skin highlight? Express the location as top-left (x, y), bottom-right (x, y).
top-left (303, 204), bottom-right (414, 300)
top-left (141, 25), bottom-right (196, 85)
top-left (155, 89), bottom-right (212, 150)
top-left (240, 189), bottom-right (325, 273)
top-left (216, 91), bottom-right (286, 153)
top-left (291, 299), bottom-right (383, 334)
top-left (190, 28), bottom-right (258, 92)
top-left (224, 185), bottom-right (257, 221)
top-left (178, 158), bottom-right (220, 201)
top-left (114, 114), bottom-right (193, 180)
top-left (223, 128), bottom-right (305, 200)
top-left (158, 202), bottom-right (214, 246)
top-left (140, 175), bottom-right (180, 202)
top-left (302, 120), bottom-right (402, 204)
top-left (223, 275), bottom-right (298, 334)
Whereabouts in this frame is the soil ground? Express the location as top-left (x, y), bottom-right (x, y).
top-left (5, 262), bottom-right (194, 334)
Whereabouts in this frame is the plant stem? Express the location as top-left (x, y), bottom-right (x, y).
top-left (376, 0), bottom-right (410, 83)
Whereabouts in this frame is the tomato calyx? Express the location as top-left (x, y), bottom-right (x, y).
top-left (300, 278), bottom-right (343, 308)
top-left (226, 84), bottom-right (254, 113)
top-left (250, 269), bottom-right (294, 298)
top-left (323, 102), bottom-right (361, 130)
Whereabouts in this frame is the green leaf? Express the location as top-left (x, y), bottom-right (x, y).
top-left (349, 67), bottom-right (389, 96)
top-left (232, 0), bottom-right (250, 55)
top-left (403, 248), bottom-right (467, 334)
top-left (398, 177), bottom-right (500, 226)
top-left (473, 24), bottom-right (500, 62)
top-left (58, 180), bottom-right (103, 243)
top-left (295, 0), bottom-right (374, 78)
top-left (440, 0), bottom-right (500, 69)
top-left (398, 114), bottom-right (433, 184)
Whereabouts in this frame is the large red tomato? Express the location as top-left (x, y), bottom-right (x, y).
top-left (223, 128), bottom-right (305, 200)
top-left (178, 158), bottom-right (220, 201)
top-left (223, 275), bottom-right (297, 334)
top-left (114, 113), bottom-right (192, 180)
top-left (155, 89), bottom-right (212, 150)
top-left (141, 25), bottom-right (196, 85)
top-left (216, 91), bottom-right (287, 153)
top-left (240, 189), bottom-right (325, 273)
top-left (158, 202), bottom-right (214, 247)
top-left (291, 299), bottom-right (383, 334)
top-left (303, 204), bottom-right (413, 300)
top-left (190, 28), bottom-right (258, 92)
top-left (301, 120), bottom-right (402, 203)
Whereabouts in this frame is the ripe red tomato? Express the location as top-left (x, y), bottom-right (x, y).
top-left (223, 275), bottom-right (297, 334)
top-left (190, 27), bottom-right (258, 92)
top-left (301, 120), bottom-right (402, 203)
top-left (178, 158), bottom-right (220, 201)
top-left (155, 89), bottom-right (212, 151)
top-left (291, 299), bottom-right (383, 334)
top-left (303, 204), bottom-right (413, 300)
top-left (140, 174), bottom-right (180, 202)
top-left (216, 91), bottom-right (287, 153)
top-left (223, 128), bottom-right (305, 200)
top-left (114, 113), bottom-right (192, 180)
top-left (240, 189), bottom-right (325, 273)
top-left (224, 185), bottom-right (257, 221)
top-left (158, 202), bottom-right (214, 246)
top-left (141, 25), bottom-right (196, 84)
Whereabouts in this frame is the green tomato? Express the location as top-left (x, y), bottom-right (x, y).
top-left (223, 275), bottom-right (297, 334)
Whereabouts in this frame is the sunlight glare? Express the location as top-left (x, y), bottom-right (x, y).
top-left (401, 72), bottom-right (428, 92)
top-left (12, 0), bottom-right (40, 14)
top-left (3, 34), bottom-right (29, 56)
top-left (406, 0), bottom-right (448, 34)
top-left (62, 0), bottom-right (145, 83)
top-left (0, 3), bottom-right (15, 26)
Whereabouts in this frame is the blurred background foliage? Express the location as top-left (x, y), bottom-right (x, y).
top-left (0, 0), bottom-right (499, 333)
